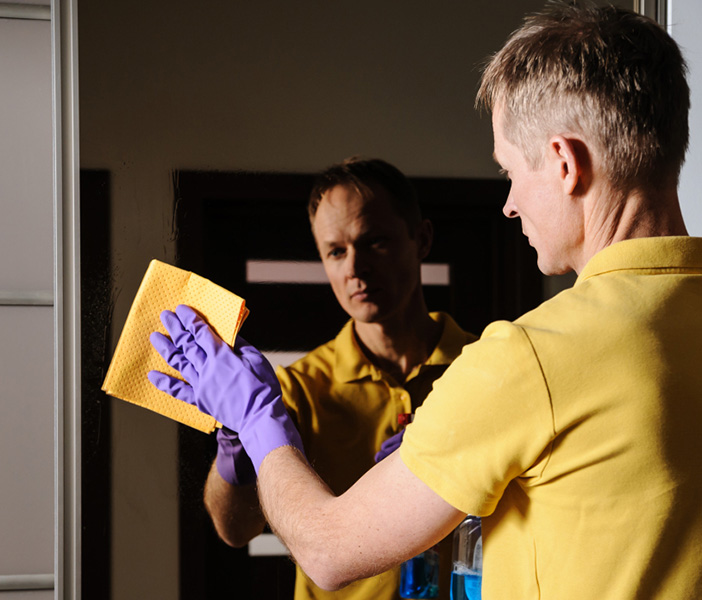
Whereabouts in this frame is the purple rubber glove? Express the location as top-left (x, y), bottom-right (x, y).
top-left (374, 429), bottom-right (405, 463)
top-left (215, 427), bottom-right (256, 486)
top-left (147, 304), bottom-right (304, 473)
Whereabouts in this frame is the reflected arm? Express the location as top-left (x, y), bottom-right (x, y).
top-left (203, 459), bottom-right (266, 548)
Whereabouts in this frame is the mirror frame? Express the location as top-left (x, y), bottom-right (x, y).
top-left (54, 0), bottom-right (674, 597)
top-left (54, 0), bottom-right (81, 597)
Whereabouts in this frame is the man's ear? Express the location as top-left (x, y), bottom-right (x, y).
top-left (416, 218), bottom-right (433, 260)
top-left (548, 135), bottom-right (591, 196)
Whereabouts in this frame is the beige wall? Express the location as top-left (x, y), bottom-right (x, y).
top-left (77, 1), bottom-right (630, 598)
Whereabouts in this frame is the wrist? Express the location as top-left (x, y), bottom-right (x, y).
top-left (239, 399), bottom-right (305, 474)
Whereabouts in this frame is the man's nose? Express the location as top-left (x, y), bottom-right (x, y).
top-left (502, 193), bottom-right (519, 219)
top-left (345, 248), bottom-right (370, 279)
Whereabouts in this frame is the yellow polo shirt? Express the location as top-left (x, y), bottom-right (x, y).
top-left (277, 312), bottom-right (475, 600)
top-left (402, 237), bottom-right (702, 599)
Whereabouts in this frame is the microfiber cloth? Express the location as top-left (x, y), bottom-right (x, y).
top-left (102, 259), bottom-right (249, 433)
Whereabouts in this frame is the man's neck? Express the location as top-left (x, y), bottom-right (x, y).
top-left (353, 305), bottom-right (442, 384)
top-left (576, 185), bottom-right (688, 273)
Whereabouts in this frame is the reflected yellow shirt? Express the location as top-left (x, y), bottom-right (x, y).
top-left (277, 312), bottom-right (475, 600)
top-left (403, 237), bottom-right (702, 599)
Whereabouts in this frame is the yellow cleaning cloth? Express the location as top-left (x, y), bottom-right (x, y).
top-left (102, 259), bottom-right (249, 433)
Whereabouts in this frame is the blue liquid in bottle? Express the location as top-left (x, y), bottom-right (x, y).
top-left (399, 550), bottom-right (439, 599)
top-left (450, 569), bottom-right (482, 600)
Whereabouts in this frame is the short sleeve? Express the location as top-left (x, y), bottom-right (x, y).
top-left (400, 320), bottom-right (554, 516)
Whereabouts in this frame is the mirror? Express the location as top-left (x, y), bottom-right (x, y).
top-left (77, 1), bottom-right (632, 598)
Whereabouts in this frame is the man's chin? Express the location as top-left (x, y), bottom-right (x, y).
top-left (537, 256), bottom-right (574, 277)
top-left (347, 304), bottom-right (384, 325)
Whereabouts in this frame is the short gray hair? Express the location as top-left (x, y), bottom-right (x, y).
top-left (477, 3), bottom-right (690, 190)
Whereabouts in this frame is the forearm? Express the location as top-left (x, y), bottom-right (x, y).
top-left (257, 446), bottom-right (350, 589)
top-left (257, 446), bottom-right (463, 591)
top-left (203, 459), bottom-right (266, 547)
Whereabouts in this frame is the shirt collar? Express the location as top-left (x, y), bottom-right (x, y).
top-left (424, 312), bottom-right (472, 366)
top-left (576, 236), bottom-right (702, 285)
top-left (334, 320), bottom-right (375, 383)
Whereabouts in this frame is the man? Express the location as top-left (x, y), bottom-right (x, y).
top-left (200, 157), bottom-right (475, 599)
top-left (149, 5), bottom-right (702, 599)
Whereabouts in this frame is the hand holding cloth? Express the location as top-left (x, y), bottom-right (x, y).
top-left (148, 304), bottom-right (304, 473)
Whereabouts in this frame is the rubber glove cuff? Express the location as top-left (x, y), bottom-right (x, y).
top-left (215, 427), bottom-right (256, 486)
top-left (239, 398), bottom-right (305, 474)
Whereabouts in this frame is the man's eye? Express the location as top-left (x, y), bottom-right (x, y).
top-left (328, 248), bottom-right (344, 258)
